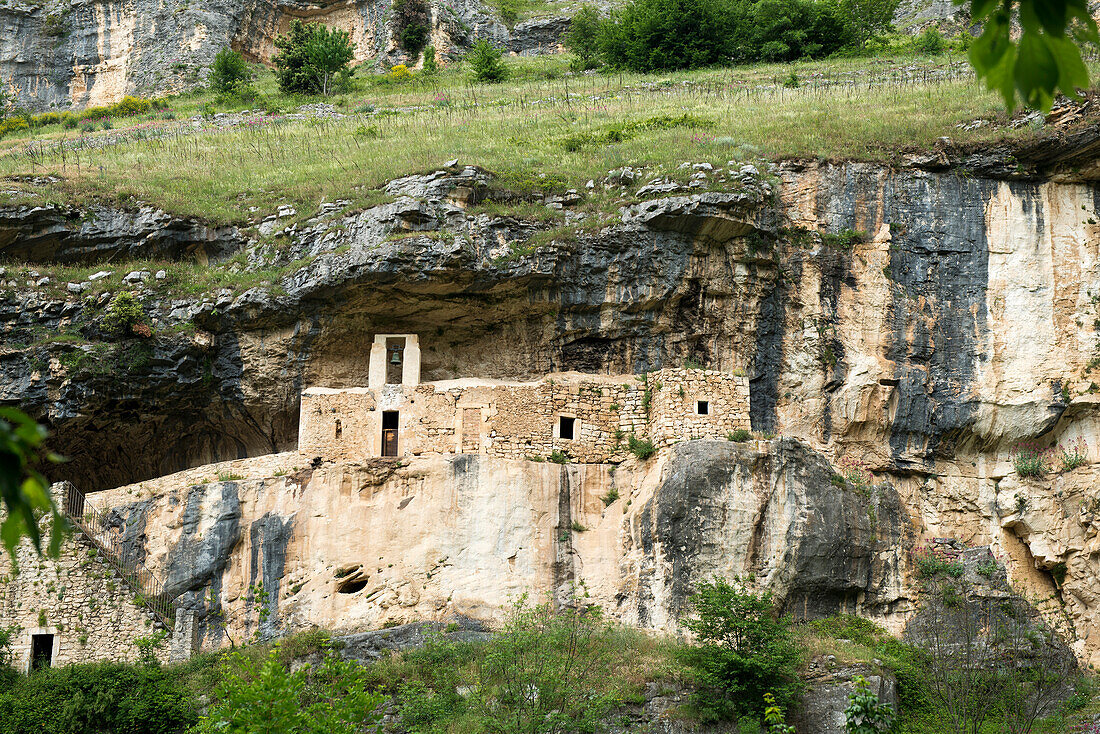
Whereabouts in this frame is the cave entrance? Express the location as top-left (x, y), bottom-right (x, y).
top-left (385, 338), bottom-right (406, 385)
top-left (382, 411), bottom-right (399, 457)
top-left (30, 634), bottom-right (53, 671)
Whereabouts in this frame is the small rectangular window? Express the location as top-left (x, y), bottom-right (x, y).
top-left (696, 400), bottom-right (710, 415)
top-left (559, 416), bottom-right (575, 440)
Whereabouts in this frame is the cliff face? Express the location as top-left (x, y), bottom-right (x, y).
top-left (5, 156), bottom-right (1100, 661)
top-left (0, 0), bottom-right (506, 109)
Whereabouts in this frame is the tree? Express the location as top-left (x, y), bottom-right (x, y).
top-left (467, 39), bottom-right (508, 83)
top-left (208, 48), bottom-right (252, 94)
top-left (393, 0), bottom-right (431, 58)
top-left (565, 6), bottom-right (603, 70)
top-left (957, 0), bottom-right (1098, 111)
top-left (305, 26), bottom-right (357, 96)
top-left (838, 0), bottom-right (899, 51)
top-left (598, 0), bottom-right (736, 72)
top-left (273, 20), bottom-right (356, 96)
top-left (680, 578), bottom-right (801, 722)
top-left (0, 408), bottom-right (64, 558)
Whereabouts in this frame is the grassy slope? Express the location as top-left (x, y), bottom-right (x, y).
top-left (0, 52), bottom-right (1036, 226)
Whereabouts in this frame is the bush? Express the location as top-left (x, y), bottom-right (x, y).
top-left (195, 647), bottom-right (383, 734)
top-left (0, 117), bottom-right (28, 138)
top-left (565, 5), bottom-right (603, 69)
top-left (597, 0), bottom-right (852, 72)
top-left (844, 676), bottom-right (894, 733)
top-left (209, 48), bottom-right (252, 93)
top-left (393, 0), bottom-right (431, 57)
top-left (101, 292), bottom-right (147, 337)
top-left (728, 429), bottom-right (752, 442)
top-left (913, 27), bottom-right (947, 55)
top-left (273, 20), bottom-right (357, 95)
top-left (681, 579), bottom-right (801, 723)
top-left (627, 434), bottom-right (656, 460)
top-left (466, 39), bottom-right (508, 83)
top-left (0, 662), bottom-right (197, 734)
top-left (1011, 443), bottom-right (1050, 478)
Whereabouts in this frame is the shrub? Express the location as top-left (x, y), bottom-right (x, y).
top-left (195, 647), bottom-right (383, 734)
top-left (681, 578), bottom-right (801, 722)
top-left (549, 449), bottom-right (570, 464)
top-left (627, 434), bottom-right (656, 460)
top-left (209, 48), bottom-right (252, 93)
top-left (422, 45), bottom-right (440, 74)
top-left (565, 5), bottom-right (603, 70)
top-left (0, 117), bottom-right (29, 138)
top-left (600, 487), bottom-right (619, 506)
top-left (393, 0), bottom-right (431, 57)
top-left (0, 662), bottom-right (197, 734)
top-left (913, 27), bottom-right (947, 55)
top-left (837, 0), bottom-right (899, 51)
top-left (466, 39), bottom-right (508, 83)
top-left (101, 292), bottom-right (147, 337)
top-left (843, 676), bottom-right (894, 733)
top-left (273, 20), bottom-right (357, 95)
top-left (728, 429), bottom-right (752, 442)
top-left (912, 546), bottom-right (964, 579)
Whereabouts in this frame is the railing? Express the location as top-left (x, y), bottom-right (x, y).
top-left (61, 483), bottom-right (177, 629)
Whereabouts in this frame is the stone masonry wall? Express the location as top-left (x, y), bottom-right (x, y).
top-left (299, 369), bottom-right (751, 463)
top-left (0, 532), bottom-right (170, 671)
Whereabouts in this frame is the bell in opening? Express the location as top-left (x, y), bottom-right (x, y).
top-left (385, 338), bottom-right (406, 385)
top-left (382, 411), bottom-right (399, 456)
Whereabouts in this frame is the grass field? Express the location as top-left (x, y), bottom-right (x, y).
top-left (0, 50), bottom-right (1045, 226)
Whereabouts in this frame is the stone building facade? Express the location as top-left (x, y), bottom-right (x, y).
top-left (0, 532), bottom-right (172, 671)
top-left (299, 333), bottom-right (751, 464)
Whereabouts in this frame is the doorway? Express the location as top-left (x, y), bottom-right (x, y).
top-left (382, 411), bottom-right (399, 457)
top-left (30, 634), bottom-right (53, 671)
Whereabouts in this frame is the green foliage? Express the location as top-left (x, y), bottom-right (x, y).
top-left (1011, 443), bottom-right (1049, 478)
top-left (960, 0), bottom-right (1098, 111)
top-left (844, 676), bottom-right (894, 733)
top-left (0, 662), bottom-right (198, 734)
top-left (209, 48), bottom-right (252, 94)
top-left (837, 0), bottom-right (899, 50)
top-left (600, 487), bottom-right (619, 506)
top-left (422, 45), bottom-right (439, 75)
top-left (680, 578), bottom-right (801, 722)
top-left (565, 5), bottom-right (603, 70)
top-left (913, 548), bottom-right (964, 579)
top-left (488, 0), bottom-right (519, 27)
top-left (627, 434), bottom-right (656, 460)
top-left (273, 20), bottom-right (357, 95)
top-left (0, 408), bottom-right (64, 557)
top-left (134, 630), bottom-right (168, 667)
top-left (763, 692), bottom-right (795, 733)
top-left (913, 27), bottom-right (947, 55)
top-left (467, 39), bottom-right (509, 83)
top-left (394, 0), bottom-right (431, 57)
top-left (728, 429), bottom-right (752, 442)
top-left (468, 598), bottom-right (631, 733)
top-left (195, 646), bottom-right (383, 734)
top-left (549, 449), bottom-right (570, 464)
top-left (0, 625), bottom-right (15, 667)
top-left (598, 0), bottom-right (853, 72)
top-left (101, 291), bottom-right (147, 337)
top-left (559, 113), bottom-right (712, 151)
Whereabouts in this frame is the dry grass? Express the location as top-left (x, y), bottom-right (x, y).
top-left (0, 53), bottom-right (1040, 224)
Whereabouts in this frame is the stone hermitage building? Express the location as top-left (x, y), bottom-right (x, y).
top-left (299, 333), bottom-right (752, 463)
top-left (0, 333), bottom-right (751, 671)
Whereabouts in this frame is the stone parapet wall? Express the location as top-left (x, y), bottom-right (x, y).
top-left (300, 369), bottom-right (751, 464)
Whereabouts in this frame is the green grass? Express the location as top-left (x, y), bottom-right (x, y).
top-left (0, 53), bottom-right (1043, 226)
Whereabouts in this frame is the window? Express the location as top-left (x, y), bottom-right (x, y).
top-left (696, 400), bottom-right (710, 415)
top-left (559, 416), bottom-right (575, 440)
top-left (31, 634), bottom-right (53, 671)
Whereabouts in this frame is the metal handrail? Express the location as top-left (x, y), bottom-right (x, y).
top-left (61, 484), bottom-right (177, 628)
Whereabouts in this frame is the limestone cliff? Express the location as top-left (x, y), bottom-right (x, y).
top-left (5, 144), bottom-right (1100, 663)
top-left (0, 0), bottom-right (507, 109)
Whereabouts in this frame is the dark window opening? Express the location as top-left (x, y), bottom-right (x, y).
top-left (559, 416), bottom-right (575, 440)
top-left (335, 419), bottom-right (342, 439)
top-left (385, 337), bottom-right (406, 385)
top-left (382, 411), bottom-right (399, 457)
top-left (31, 634), bottom-right (53, 671)
top-left (697, 400), bottom-right (710, 415)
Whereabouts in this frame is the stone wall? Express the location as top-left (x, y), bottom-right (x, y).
top-left (0, 531), bottom-right (171, 671)
top-left (299, 368), bottom-right (751, 464)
